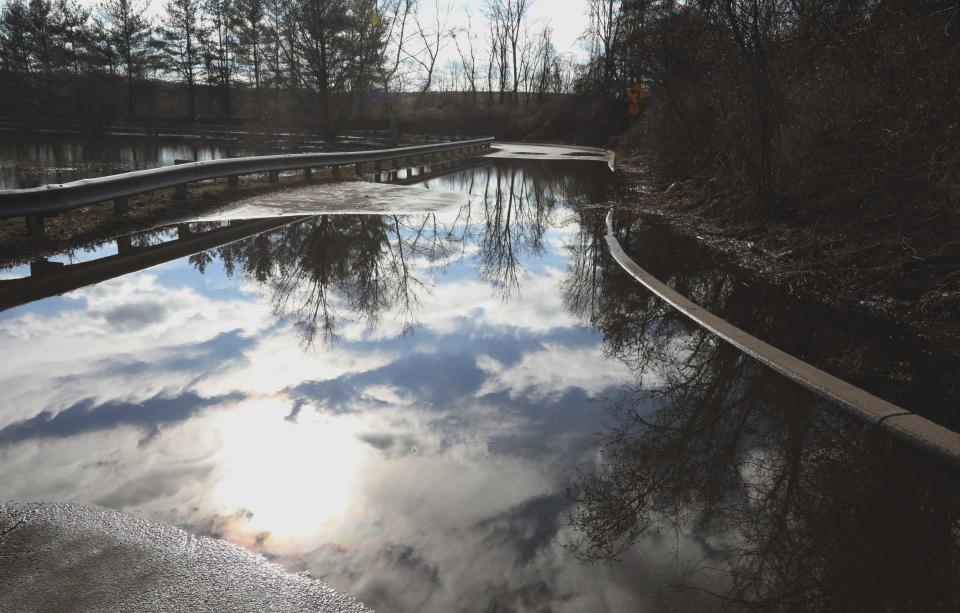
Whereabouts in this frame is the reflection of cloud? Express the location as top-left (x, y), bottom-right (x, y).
top-left (290, 438), bottom-right (651, 613)
top-left (0, 376), bottom-right (664, 611)
top-left (475, 344), bottom-right (639, 401)
top-left (292, 352), bottom-right (489, 411)
top-left (0, 265), bottom-right (30, 280)
top-left (0, 169), bottom-right (689, 611)
top-left (102, 300), bottom-right (168, 331)
top-left (0, 271), bottom-right (266, 429)
top-left (336, 266), bottom-right (576, 342)
top-left (192, 332), bottom-right (395, 397)
top-left (0, 391), bottom-right (242, 446)
top-left (0, 409), bottom-right (226, 511)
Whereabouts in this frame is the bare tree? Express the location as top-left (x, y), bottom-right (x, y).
top-left (451, 13), bottom-right (477, 102)
top-left (481, 0), bottom-right (529, 102)
top-left (585, 0), bottom-right (621, 85)
top-left (483, 0), bottom-right (508, 103)
top-left (406, 0), bottom-right (451, 94)
top-left (377, 0), bottom-right (415, 141)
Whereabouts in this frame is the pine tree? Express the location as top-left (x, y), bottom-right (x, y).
top-left (156, 0), bottom-right (206, 120)
top-left (99, 0), bottom-right (152, 114)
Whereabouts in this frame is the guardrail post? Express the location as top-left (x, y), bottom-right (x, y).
top-left (228, 175), bottom-right (240, 189)
top-left (116, 235), bottom-right (133, 254)
top-left (304, 168), bottom-right (312, 182)
top-left (25, 214), bottom-right (44, 238)
top-left (269, 170), bottom-right (280, 184)
top-left (174, 159), bottom-right (190, 199)
top-left (114, 197), bottom-right (129, 214)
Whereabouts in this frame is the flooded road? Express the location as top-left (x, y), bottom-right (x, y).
top-left (0, 159), bottom-right (958, 612)
top-left (0, 131), bottom-right (358, 189)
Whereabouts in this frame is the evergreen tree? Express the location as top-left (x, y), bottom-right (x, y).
top-left (204, 0), bottom-right (238, 118)
top-left (0, 0), bottom-right (32, 74)
top-left (233, 0), bottom-right (264, 90)
top-left (156, 0), bottom-right (206, 120)
top-left (99, 0), bottom-right (152, 114)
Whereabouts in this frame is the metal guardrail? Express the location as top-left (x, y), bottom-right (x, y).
top-left (0, 137), bottom-right (494, 235)
top-left (604, 210), bottom-right (960, 467)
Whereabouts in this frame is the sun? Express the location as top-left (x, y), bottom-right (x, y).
top-left (210, 395), bottom-right (369, 549)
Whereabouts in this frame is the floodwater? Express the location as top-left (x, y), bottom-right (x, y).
top-left (0, 132), bottom-right (340, 189)
top-left (0, 159), bottom-right (958, 612)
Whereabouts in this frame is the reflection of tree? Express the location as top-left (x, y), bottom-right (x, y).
top-left (560, 218), bottom-right (960, 610)
top-left (184, 160), bottom-right (612, 345)
top-left (561, 208), bottom-right (607, 323)
top-left (190, 214), bottom-right (452, 348)
top-left (452, 160), bottom-right (607, 298)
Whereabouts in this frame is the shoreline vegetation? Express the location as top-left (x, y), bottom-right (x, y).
top-left (581, 1), bottom-right (959, 359)
top-left (616, 152), bottom-right (960, 357)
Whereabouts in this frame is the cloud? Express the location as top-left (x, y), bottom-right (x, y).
top-left (475, 343), bottom-right (641, 401)
top-left (101, 300), bottom-right (169, 331)
top-left (0, 270), bottom-right (272, 427)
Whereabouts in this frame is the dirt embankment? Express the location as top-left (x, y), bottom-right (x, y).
top-left (617, 151), bottom-right (960, 355)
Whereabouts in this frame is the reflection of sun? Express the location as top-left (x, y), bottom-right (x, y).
top-left (211, 396), bottom-right (368, 548)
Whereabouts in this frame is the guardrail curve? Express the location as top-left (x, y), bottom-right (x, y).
top-left (604, 210), bottom-right (960, 467)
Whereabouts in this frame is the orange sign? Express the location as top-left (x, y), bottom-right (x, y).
top-left (627, 83), bottom-right (647, 115)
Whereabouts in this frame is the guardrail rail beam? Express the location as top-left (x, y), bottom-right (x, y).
top-left (0, 137), bottom-right (495, 237)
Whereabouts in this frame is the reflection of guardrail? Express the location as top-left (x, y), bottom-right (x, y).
top-left (604, 210), bottom-right (960, 467)
top-left (391, 158), bottom-right (494, 186)
top-left (0, 137), bottom-right (494, 236)
top-left (0, 217), bottom-right (302, 312)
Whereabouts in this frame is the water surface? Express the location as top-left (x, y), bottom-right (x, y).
top-left (0, 159), bottom-right (957, 612)
top-left (0, 131), bottom-right (341, 188)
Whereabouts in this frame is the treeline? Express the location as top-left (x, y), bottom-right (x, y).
top-left (0, 0), bottom-right (580, 137)
top-left (578, 0), bottom-right (960, 213)
top-left (0, 0), bottom-right (391, 131)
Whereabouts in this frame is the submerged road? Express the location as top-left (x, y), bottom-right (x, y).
top-left (4, 144), bottom-right (955, 611)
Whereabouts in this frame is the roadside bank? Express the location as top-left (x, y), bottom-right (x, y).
top-left (616, 151), bottom-right (960, 356)
top-left (0, 502), bottom-right (370, 612)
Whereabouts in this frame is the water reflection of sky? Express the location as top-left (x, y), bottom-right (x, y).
top-left (0, 162), bottom-right (724, 611)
